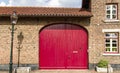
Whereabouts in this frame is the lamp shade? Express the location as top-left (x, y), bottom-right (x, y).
top-left (11, 11), bottom-right (18, 24)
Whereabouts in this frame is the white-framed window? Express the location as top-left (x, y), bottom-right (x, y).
top-left (106, 4), bottom-right (118, 20)
top-left (105, 32), bottom-right (119, 53)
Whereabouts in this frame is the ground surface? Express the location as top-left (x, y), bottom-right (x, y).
top-left (0, 70), bottom-right (120, 73)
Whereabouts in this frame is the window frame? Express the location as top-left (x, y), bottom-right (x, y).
top-left (104, 32), bottom-right (119, 53)
top-left (106, 3), bottom-right (118, 20)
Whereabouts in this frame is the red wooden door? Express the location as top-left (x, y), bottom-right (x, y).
top-left (39, 24), bottom-right (88, 69)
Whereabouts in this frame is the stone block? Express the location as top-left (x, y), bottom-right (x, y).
top-left (14, 67), bottom-right (31, 73)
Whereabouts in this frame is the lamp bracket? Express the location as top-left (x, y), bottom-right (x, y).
top-left (8, 27), bottom-right (17, 31)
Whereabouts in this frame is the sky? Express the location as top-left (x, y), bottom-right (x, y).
top-left (0, 0), bottom-right (82, 8)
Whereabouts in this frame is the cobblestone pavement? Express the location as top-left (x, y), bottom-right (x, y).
top-left (1, 70), bottom-right (120, 73)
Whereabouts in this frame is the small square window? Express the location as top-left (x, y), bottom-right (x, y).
top-left (106, 4), bottom-right (118, 20)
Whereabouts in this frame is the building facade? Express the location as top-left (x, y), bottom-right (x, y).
top-left (90, 0), bottom-right (120, 70)
top-left (0, 0), bottom-right (120, 71)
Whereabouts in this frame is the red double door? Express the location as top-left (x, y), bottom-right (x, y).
top-left (39, 24), bottom-right (88, 69)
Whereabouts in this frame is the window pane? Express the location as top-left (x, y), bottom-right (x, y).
top-left (106, 44), bottom-right (110, 47)
top-left (112, 48), bottom-right (117, 51)
top-left (107, 10), bottom-right (110, 14)
top-left (112, 5), bottom-right (117, 10)
top-left (106, 48), bottom-right (110, 51)
top-left (112, 10), bottom-right (116, 14)
top-left (105, 33), bottom-right (111, 37)
top-left (112, 15), bottom-right (117, 19)
top-left (112, 44), bottom-right (117, 47)
top-left (106, 39), bottom-right (110, 42)
top-left (110, 33), bottom-right (118, 38)
top-left (107, 5), bottom-right (111, 10)
top-left (105, 33), bottom-right (118, 38)
top-left (106, 15), bottom-right (110, 19)
top-left (112, 39), bottom-right (117, 43)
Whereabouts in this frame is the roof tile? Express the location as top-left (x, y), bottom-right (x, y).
top-left (0, 7), bottom-right (92, 17)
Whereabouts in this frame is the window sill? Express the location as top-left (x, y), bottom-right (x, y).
top-left (103, 20), bottom-right (120, 23)
top-left (103, 53), bottom-right (120, 56)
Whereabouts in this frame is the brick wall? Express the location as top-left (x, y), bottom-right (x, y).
top-left (0, 17), bottom-right (90, 69)
top-left (88, 0), bottom-right (120, 70)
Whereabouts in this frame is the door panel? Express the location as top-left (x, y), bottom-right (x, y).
top-left (66, 29), bottom-right (88, 69)
top-left (40, 30), bottom-right (66, 68)
top-left (39, 24), bottom-right (88, 69)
